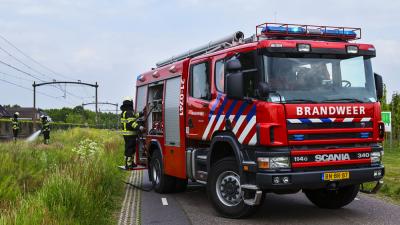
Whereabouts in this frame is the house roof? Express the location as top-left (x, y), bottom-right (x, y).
top-left (6, 107), bottom-right (50, 120)
top-left (0, 105), bottom-right (11, 118)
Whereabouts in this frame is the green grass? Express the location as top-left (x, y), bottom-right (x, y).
top-left (0, 128), bottom-right (125, 225)
top-left (376, 141), bottom-right (400, 204)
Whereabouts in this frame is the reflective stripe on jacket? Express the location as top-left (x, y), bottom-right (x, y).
top-left (42, 121), bottom-right (50, 132)
top-left (121, 110), bottom-right (140, 136)
top-left (11, 118), bottom-right (19, 130)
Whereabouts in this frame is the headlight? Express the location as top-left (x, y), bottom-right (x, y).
top-left (257, 157), bottom-right (290, 169)
top-left (371, 151), bottom-right (382, 164)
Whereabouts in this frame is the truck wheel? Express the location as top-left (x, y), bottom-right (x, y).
top-left (150, 150), bottom-right (175, 193)
top-left (207, 157), bottom-right (259, 218)
top-left (304, 184), bottom-right (359, 209)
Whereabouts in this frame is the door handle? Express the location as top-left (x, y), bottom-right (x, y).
top-left (201, 103), bottom-right (208, 108)
top-left (188, 118), bottom-right (194, 128)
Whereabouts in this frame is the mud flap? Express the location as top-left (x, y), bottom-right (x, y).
top-left (360, 180), bottom-right (384, 194)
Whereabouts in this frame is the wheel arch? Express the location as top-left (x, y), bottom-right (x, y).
top-left (148, 139), bottom-right (163, 162)
top-left (207, 132), bottom-right (244, 176)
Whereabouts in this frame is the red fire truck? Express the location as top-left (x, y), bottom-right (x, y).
top-left (134, 22), bottom-right (385, 218)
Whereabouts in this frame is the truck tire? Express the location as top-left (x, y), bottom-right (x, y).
top-left (150, 150), bottom-right (175, 193)
top-left (207, 157), bottom-right (259, 218)
top-left (304, 184), bottom-right (359, 209)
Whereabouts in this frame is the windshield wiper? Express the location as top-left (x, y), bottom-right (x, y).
top-left (322, 98), bottom-right (364, 103)
top-left (285, 99), bottom-right (318, 103)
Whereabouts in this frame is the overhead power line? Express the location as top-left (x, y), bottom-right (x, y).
top-left (0, 45), bottom-right (54, 81)
top-left (0, 70), bottom-right (34, 82)
top-left (0, 78), bottom-right (75, 106)
top-left (0, 77), bottom-right (58, 99)
top-left (0, 44), bottom-right (67, 92)
top-left (0, 34), bottom-right (92, 103)
top-left (0, 59), bottom-right (85, 100)
top-left (0, 59), bottom-right (45, 82)
top-left (0, 33), bottom-right (75, 81)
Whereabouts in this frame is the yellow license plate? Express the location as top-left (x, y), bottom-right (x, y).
top-left (323, 172), bottom-right (350, 181)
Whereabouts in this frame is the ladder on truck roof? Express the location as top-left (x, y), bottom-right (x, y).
top-left (156, 31), bottom-right (249, 68)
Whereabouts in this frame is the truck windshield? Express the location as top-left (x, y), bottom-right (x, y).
top-left (262, 54), bottom-right (377, 103)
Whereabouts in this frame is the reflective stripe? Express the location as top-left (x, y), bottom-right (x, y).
top-left (121, 131), bottom-right (135, 135)
top-left (123, 111), bottom-right (127, 131)
top-left (11, 120), bottom-right (19, 130)
top-left (43, 123), bottom-right (50, 131)
top-left (121, 110), bottom-right (139, 135)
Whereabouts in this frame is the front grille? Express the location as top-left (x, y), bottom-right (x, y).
top-left (290, 144), bottom-right (373, 171)
top-left (289, 132), bottom-right (371, 141)
top-left (287, 121), bottom-right (372, 130)
top-left (290, 143), bottom-right (369, 150)
top-left (287, 118), bottom-right (374, 143)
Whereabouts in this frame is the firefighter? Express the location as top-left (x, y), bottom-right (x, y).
top-left (120, 97), bottom-right (142, 169)
top-left (41, 115), bottom-right (50, 144)
top-left (11, 112), bottom-right (20, 142)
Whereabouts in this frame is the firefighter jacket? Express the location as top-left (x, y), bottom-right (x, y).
top-left (120, 110), bottom-right (140, 136)
top-left (11, 118), bottom-right (19, 131)
top-left (42, 120), bottom-right (50, 132)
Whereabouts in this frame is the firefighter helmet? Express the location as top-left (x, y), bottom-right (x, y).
top-left (123, 96), bottom-right (133, 102)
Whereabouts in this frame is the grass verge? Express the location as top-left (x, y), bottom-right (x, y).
top-left (376, 141), bottom-right (400, 204)
top-left (0, 128), bottom-right (125, 225)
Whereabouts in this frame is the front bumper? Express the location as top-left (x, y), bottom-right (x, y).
top-left (255, 166), bottom-right (384, 190)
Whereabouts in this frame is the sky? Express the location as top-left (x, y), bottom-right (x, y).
top-left (0, 0), bottom-right (399, 111)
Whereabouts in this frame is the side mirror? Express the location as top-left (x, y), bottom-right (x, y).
top-left (374, 73), bottom-right (383, 101)
top-left (226, 72), bottom-right (244, 99)
top-left (258, 82), bottom-right (272, 98)
top-left (225, 58), bottom-right (242, 72)
top-left (225, 58), bottom-right (244, 99)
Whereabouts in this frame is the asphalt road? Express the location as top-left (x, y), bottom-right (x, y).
top-left (139, 171), bottom-right (400, 225)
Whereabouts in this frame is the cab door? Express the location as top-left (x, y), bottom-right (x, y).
top-left (186, 59), bottom-right (212, 140)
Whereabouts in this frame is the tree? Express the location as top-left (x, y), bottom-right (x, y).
top-left (380, 84), bottom-right (390, 111)
top-left (391, 92), bottom-right (400, 139)
top-left (44, 107), bottom-right (118, 129)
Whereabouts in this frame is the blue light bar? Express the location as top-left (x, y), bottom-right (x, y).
top-left (360, 132), bottom-right (370, 138)
top-left (137, 74), bottom-right (145, 81)
top-left (293, 134), bottom-right (305, 141)
top-left (262, 26), bottom-right (305, 34)
top-left (257, 22), bottom-right (361, 40)
top-left (322, 29), bottom-right (356, 37)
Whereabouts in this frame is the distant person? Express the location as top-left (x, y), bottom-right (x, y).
top-left (120, 97), bottom-right (142, 169)
top-left (11, 112), bottom-right (20, 142)
top-left (41, 115), bottom-right (50, 144)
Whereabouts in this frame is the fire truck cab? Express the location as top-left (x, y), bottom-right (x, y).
top-left (134, 22), bottom-right (385, 218)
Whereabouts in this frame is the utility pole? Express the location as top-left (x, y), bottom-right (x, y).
top-left (95, 82), bottom-right (98, 126)
top-left (116, 103), bottom-right (119, 130)
top-left (33, 81), bottom-right (36, 131)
